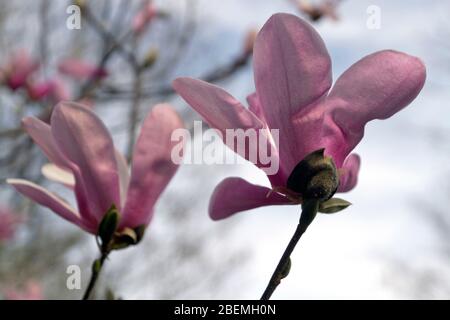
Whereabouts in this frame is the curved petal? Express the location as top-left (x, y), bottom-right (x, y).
top-left (7, 179), bottom-right (95, 233)
top-left (247, 93), bottom-right (289, 186)
top-left (337, 154), bottom-right (360, 192)
top-left (22, 117), bottom-right (71, 169)
top-left (173, 77), bottom-right (264, 130)
top-left (23, 115), bottom-right (95, 225)
top-left (322, 50), bottom-right (426, 166)
top-left (253, 13), bottom-right (332, 175)
top-left (121, 104), bottom-right (184, 228)
top-left (209, 177), bottom-right (292, 220)
top-left (246, 93), bottom-right (266, 123)
top-left (51, 102), bottom-right (121, 222)
top-left (41, 163), bottom-right (75, 188)
top-left (58, 59), bottom-right (107, 80)
top-left (173, 77), bottom-right (280, 175)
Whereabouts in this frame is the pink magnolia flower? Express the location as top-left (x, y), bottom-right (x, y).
top-left (26, 81), bottom-right (53, 100)
top-left (58, 59), bottom-right (108, 81)
top-left (7, 102), bottom-right (183, 234)
top-left (4, 281), bottom-right (43, 300)
top-left (132, 1), bottom-right (157, 34)
top-left (26, 78), bottom-right (71, 102)
top-left (48, 78), bottom-right (72, 102)
top-left (0, 206), bottom-right (22, 242)
top-left (173, 13), bottom-right (426, 220)
top-left (3, 50), bottom-right (39, 90)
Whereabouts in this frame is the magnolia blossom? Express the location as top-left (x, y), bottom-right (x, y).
top-left (132, 1), bottom-right (157, 34)
top-left (26, 81), bottom-right (53, 101)
top-left (48, 78), bottom-right (71, 102)
top-left (58, 59), bottom-right (108, 81)
top-left (4, 281), bottom-right (43, 300)
top-left (2, 50), bottom-right (39, 90)
top-left (23, 78), bottom-right (71, 102)
top-left (173, 13), bottom-right (426, 220)
top-left (0, 206), bottom-right (22, 242)
top-left (8, 102), bottom-right (183, 234)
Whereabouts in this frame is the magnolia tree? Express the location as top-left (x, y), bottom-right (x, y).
top-left (0, 0), bottom-right (431, 300)
top-left (0, 0), bottom-right (254, 299)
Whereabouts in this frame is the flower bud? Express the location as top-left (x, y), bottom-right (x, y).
top-left (98, 205), bottom-right (120, 249)
top-left (280, 258), bottom-right (291, 280)
top-left (287, 148), bottom-right (339, 201)
top-left (134, 225), bottom-right (146, 243)
top-left (141, 48), bottom-right (158, 69)
top-left (92, 258), bottom-right (102, 273)
top-left (74, 0), bottom-right (86, 9)
top-left (110, 228), bottom-right (139, 250)
top-left (243, 29), bottom-right (258, 57)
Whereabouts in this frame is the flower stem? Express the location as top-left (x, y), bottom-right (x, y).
top-left (82, 251), bottom-right (109, 300)
top-left (260, 199), bottom-right (319, 300)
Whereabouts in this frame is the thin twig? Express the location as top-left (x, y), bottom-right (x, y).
top-left (95, 52), bottom-right (251, 101)
top-left (261, 199), bottom-right (319, 300)
top-left (82, 251), bottom-right (110, 300)
top-left (126, 65), bottom-right (143, 161)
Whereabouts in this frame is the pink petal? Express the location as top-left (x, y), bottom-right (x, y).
top-left (246, 93), bottom-right (287, 186)
top-left (26, 81), bottom-right (53, 100)
top-left (121, 104), bottom-right (184, 228)
top-left (253, 13), bottom-right (332, 175)
top-left (322, 50), bottom-right (426, 166)
top-left (173, 77), bottom-right (264, 130)
top-left (0, 206), bottom-right (22, 241)
top-left (173, 77), bottom-right (279, 174)
top-left (5, 281), bottom-right (43, 300)
top-left (58, 59), bottom-right (107, 80)
top-left (49, 78), bottom-right (71, 102)
top-left (246, 93), bottom-right (267, 125)
top-left (22, 115), bottom-right (95, 225)
top-left (7, 50), bottom-right (39, 90)
top-left (51, 102), bottom-right (121, 223)
top-left (7, 179), bottom-right (95, 233)
top-left (22, 117), bottom-right (71, 170)
top-left (209, 177), bottom-right (292, 220)
top-left (132, 2), bottom-right (157, 34)
top-left (337, 153), bottom-right (360, 192)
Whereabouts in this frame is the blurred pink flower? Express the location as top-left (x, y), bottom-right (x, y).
top-left (132, 1), bottom-right (157, 34)
top-left (58, 59), bottom-right (108, 80)
top-left (2, 50), bottom-right (39, 90)
top-left (4, 281), bottom-right (43, 300)
top-left (48, 78), bottom-right (71, 102)
top-left (0, 206), bottom-right (22, 242)
top-left (8, 102), bottom-right (183, 233)
top-left (25, 78), bottom-right (71, 102)
top-left (173, 13), bottom-right (426, 220)
top-left (26, 81), bottom-right (53, 101)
